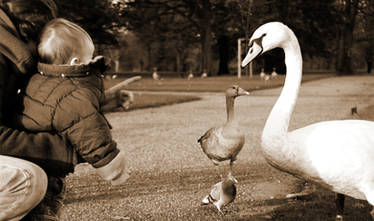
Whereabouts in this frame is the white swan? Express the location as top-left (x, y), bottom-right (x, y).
top-left (241, 22), bottom-right (374, 220)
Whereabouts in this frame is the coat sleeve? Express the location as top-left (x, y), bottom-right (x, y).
top-left (53, 87), bottom-right (120, 168)
top-left (0, 36), bottom-right (75, 178)
top-left (0, 24), bottom-right (35, 74)
top-left (0, 125), bottom-right (77, 177)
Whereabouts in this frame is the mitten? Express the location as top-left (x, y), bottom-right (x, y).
top-left (95, 150), bottom-right (130, 185)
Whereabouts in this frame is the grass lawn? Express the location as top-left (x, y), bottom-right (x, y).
top-left (103, 74), bottom-right (334, 111)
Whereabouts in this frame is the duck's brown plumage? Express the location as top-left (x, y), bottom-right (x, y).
top-left (198, 85), bottom-right (248, 168)
top-left (198, 126), bottom-right (245, 164)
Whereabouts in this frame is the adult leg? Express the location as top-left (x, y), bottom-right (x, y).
top-left (0, 155), bottom-right (48, 221)
top-left (22, 176), bottom-right (66, 221)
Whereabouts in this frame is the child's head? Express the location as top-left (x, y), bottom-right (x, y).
top-left (38, 18), bottom-right (94, 65)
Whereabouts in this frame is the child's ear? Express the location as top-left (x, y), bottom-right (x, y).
top-left (70, 57), bottom-right (80, 65)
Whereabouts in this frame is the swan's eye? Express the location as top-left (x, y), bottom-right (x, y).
top-left (250, 48), bottom-right (253, 53)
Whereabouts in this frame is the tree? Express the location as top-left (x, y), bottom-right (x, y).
top-left (121, 0), bottom-right (200, 74)
top-left (357, 0), bottom-right (374, 73)
top-left (334, 0), bottom-right (360, 74)
top-left (122, 0), bottom-right (243, 76)
top-left (56, 0), bottom-right (121, 45)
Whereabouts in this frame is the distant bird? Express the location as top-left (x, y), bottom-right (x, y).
top-left (198, 85), bottom-right (249, 175)
top-left (188, 72), bottom-right (194, 80)
top-left (152, 71), bottom-right (160, 80)
top-left (201, 172), bottom-right (238, 213)
top-left (259, 68), bottom-right (270, 81)
top-left (351, 106), bottom-right (358, 115)
top-left (241, 21), bottom-right (374, 220)
top-left (259, 68), bottom-right (266, 79)
top-left (112, 74), bottom-right (118, 79)
top-left (201, 72), bottom-right (208, 78)
top-left (271, 68), bottom-right (278, 79)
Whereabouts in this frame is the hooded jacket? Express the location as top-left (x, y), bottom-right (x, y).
top-left (0, 7), bottom-right (76, 177)
top-left (17, 60), bottom-right (120, 168)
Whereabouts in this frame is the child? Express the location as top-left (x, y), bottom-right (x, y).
top-left (15, 18), bottom-right (130, 219)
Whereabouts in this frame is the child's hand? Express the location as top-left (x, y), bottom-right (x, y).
top-left (95, 151), bottom-right (130, 185)
top-left (89, 55), bottom-right (111, 73)
top-left (117, 90), bottom-right (134, 110)
top-left (101, 90), bottom-right (134, 112)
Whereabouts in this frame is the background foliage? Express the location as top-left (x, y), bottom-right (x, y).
top-left (56, 0), bottom-right (374, 75)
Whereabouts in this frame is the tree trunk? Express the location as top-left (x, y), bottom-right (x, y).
top-left (244, 0), bottom-right (253, 76)
top-left (336, 0), bottom-right (358, 75)
top-left (175, 33), bottom-right (183, 78)
top-left (338, 28), bottom-right (354, 74)
top-left (147, 45), bottom-right (153, 72)
top-left (200, 23), bottom-right (212, 76)
top-left (199, 0), bottom-right (212, 76)
top-left (217, 35), bottom-right (230, 75)
top-left (176, 49), bottom-right (183, 77)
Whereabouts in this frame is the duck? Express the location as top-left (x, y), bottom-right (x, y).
top-left (259, 68), bottom-right (270, 81)
top-left (152, 71), bottom-right (160, 80)
top-left (241, 21), bottom-right (374, 220)
top-left (198, 85), bottom-right (249, 175)
top-left (201, 172), bottom-right (238, 213)
top-left (271, 67), bottom-right (278, 79)
top-left (188, 72), bottom-right (194, 80)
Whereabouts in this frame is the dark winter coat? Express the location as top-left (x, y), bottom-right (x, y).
top-left (0, 7), bottom-right (76, 177)
top-left (17, 61), bottom-right (119, 168)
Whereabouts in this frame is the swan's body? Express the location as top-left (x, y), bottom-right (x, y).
top-left (198, 86), bottom-right (249, 173)
top-left (271, 120), bottom-right (374, 200)
top-left (242, 22), bottom-right (374, 219)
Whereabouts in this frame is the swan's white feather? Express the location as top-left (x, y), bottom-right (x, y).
top-left (242, 22), bottom-right (374, 217)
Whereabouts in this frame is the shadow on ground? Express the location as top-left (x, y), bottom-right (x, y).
top-left (63, 162), bottom-right (373, 220)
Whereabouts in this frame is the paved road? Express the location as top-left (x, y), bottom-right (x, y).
top-left (61, 75), bottom-right (374, 221)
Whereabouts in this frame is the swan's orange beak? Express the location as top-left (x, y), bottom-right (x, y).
top-left (241, 42), bottom-right (262, 68)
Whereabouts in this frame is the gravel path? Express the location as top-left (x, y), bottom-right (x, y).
top-left (61, 75), bottom-right (374, 221)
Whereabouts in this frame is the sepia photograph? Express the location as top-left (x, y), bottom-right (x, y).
top-left (0, 0), bottom-right (374, 220)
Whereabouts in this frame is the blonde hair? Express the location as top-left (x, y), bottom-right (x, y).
top-left (38, 18), bottom-right (94, 64)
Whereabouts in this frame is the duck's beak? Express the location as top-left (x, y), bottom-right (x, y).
top-left (241, 41), bottom-right (263, 68)
top-left (238, 87), bottom-right (250, 96)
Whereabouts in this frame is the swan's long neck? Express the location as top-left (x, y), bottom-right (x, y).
top-left (261, 32), bottom-right (302, 158)
top-left (226, 96), bottom-right (236, 123)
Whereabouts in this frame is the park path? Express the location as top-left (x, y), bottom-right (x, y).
top-left (61, 75), bottom-right (374, 221)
